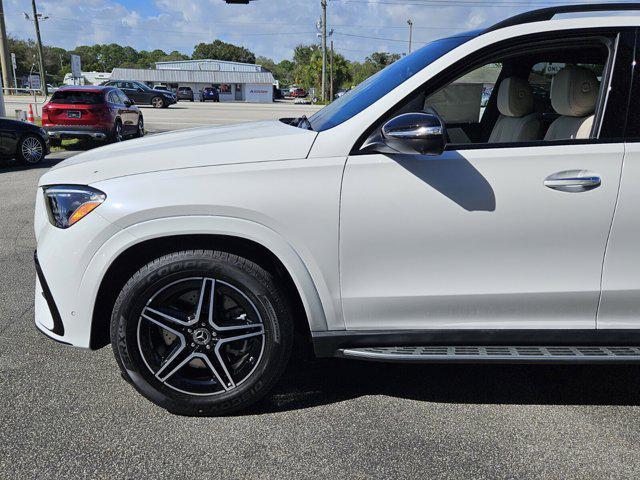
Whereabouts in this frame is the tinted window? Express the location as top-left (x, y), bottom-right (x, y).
top-left (50, 91), bottom-right (103, 104)
top-left (117, 91), bottom-right (130, 104)
top-left (308, 34), bottom-right (474, 131)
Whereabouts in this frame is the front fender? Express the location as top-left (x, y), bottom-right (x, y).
top-left (81, 215), bottom-right (335, 336)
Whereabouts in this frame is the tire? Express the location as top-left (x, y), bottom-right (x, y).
top-left (190, 99), bottom-right (194, 102)
top-left (110, 250), bottom-right (293, 416)
top-left (151, 96), bottom-right (165, 108)
top-left (135, 117), bottom-right (144, 138)
top-left (17, 134), bottom-right (46, 165)
top-left (111, 121), bottom-right (123, 143)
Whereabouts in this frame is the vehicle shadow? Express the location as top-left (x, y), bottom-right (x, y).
top-left (0, 156), bottom-right (66, 172)
top-left (246, 357), bottom-right (640, 415)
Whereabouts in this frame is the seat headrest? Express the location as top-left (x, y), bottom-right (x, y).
top-left (497, 77), bottom-right (534, 118)
top-left (550, 66), bottom-right (598, 117)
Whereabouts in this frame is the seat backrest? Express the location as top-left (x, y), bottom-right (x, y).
top-left (543, 65), bottom-right (598, 141)
top-left (488, 77), bottom-right (542, 143)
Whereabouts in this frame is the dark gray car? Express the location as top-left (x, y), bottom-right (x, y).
top-left (103, 80), bottom-right (177, 108)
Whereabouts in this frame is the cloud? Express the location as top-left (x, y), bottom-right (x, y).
top-left (5, 0), bottom-right (534, 61)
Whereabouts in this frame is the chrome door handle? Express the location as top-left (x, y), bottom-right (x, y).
top-left (544, 170), bottom-right (601, 193)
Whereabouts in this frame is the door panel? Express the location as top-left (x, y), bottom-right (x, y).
top-left (599, 142), bottom-right (640, 327)
top-left (340, 143), bottom-right (623, 330)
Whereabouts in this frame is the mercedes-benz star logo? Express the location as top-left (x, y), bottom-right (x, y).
top-left (192, 328), bottom-right (211, 346)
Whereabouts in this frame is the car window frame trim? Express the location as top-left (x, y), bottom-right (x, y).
top-left (351, 27), bottom-right (636, 156)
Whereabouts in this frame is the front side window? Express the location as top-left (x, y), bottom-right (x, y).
top-left (409, 37), bottom-right (611, 147)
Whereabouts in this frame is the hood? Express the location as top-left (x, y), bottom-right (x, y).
top-left (39, 120), bottom-right (317, 186)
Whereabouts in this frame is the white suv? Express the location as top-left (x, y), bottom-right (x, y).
top-left (34, 5), bottom-right (640, 415)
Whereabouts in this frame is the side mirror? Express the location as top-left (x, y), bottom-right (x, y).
top-left (381, 112), bottom-right (445, 155)
top-left (124, 99), bottom-right (133, 107)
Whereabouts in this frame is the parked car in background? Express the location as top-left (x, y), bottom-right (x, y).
top-left (334, 89), bottom-right (348, 99)
top-left (177, 86), bottom-right (195, 102)
top-left (200, 87), bottom-right (220, 102)
top-left (103, 80), bottom-right (177, 108)
top-left (0, 118), bottom-right (49, 165)
top-left (42, 86), bottom-right (144, 146)
top-left (290, 88), bottom-right (307, 98)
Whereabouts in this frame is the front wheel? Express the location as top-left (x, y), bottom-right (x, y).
top-left (17, 134), bottom-right (45, 165)
top-left (110, 250), bottom-right (293, 416)
top-left (151, 96), bottom-right (164, 108)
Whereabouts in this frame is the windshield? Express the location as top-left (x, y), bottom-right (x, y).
top-left (308, 34), bottom-right (475, 132)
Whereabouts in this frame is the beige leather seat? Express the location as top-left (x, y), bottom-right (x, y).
top-left (544, 66), bottom-right (599, 140)
top-left (489, 77), bottom-right (542, 143)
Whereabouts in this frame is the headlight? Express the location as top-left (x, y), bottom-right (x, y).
top-left (43, 185), bottom-right (106, 229)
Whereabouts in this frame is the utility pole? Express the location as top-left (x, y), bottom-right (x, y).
top-left (0, 0), bottom-right (12, 91)
top-left (407, 19), bottom-right (413, 55)
top-left (321, 0), bottom-right (327, 102)
top-left (329, 40), bottom-right (334, 101)
top-left (29, 0), bottom-right (48, 96)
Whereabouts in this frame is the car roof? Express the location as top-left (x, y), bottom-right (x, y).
top-left (486, 3), bottom-right (640, 33)
top-left (56, 85), bottom-right (113, 93)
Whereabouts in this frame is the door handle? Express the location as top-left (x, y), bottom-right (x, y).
top-left (544, 170), bottom-right (601, 193)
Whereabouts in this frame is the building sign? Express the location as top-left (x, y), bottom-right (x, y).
top-left (71, 54), bottom-right (82, 79)
top-left (246, 84), bottom-right (272, 103)
top-left (28, 74), bottom-right (41, 90)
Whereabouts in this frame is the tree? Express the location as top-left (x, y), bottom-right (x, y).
top-left (366, 52), bottom-right (401, 69)
top-left (192, 40), bottom-right (255, 64)
top-left (291, 44), bottom-right (351, 95)
top-left (256, 56), bottom-right (295, 87)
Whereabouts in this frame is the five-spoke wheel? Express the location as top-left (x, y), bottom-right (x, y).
top-left (138, 278), bottom-right (266, 396)
top-left (111, 250), bottom-right (293, 416)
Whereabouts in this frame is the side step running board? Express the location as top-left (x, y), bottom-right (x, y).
top-left (339, 346), bottom-right (640, 363)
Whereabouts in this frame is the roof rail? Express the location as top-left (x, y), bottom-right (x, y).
top-left (485, 2), bottom-right (640, 33)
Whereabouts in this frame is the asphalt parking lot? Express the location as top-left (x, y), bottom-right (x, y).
top-left (2, 115), bottom-right (640, 479)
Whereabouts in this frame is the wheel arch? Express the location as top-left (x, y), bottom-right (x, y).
top-left (89, 230), bottom-right (326, 351)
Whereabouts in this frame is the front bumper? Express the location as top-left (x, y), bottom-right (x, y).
top-left (34, 251), bottom-right (69, 343)
top-left (34, 187), bottom-right (122, 348)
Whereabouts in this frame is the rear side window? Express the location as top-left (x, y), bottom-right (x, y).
top-left (50, 91), bottom-right (103, 104)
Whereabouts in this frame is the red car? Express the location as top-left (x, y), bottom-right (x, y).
top-left (42, 86), bottom-right (144, 146)
top-left (290, 88), bottom-right (307, 98)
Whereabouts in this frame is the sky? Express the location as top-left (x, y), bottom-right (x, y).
top-left (2, 0), bottom-right (626, 62)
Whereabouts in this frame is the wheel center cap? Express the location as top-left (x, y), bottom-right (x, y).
top-left (192, 328), bottom-right (211, 346)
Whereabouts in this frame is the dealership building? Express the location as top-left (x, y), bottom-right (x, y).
top-left (110, 59), bottom-right (275, 103)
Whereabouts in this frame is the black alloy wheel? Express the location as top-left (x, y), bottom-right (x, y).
top-left (111, 250), bottom-right (293, 416)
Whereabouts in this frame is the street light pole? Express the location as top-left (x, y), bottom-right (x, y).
top-left (30, 0), bottom-right (47, 96)
top-left (321, 0), bottom-right (327, 102)
top-left (330, 39), bottom-right (334, 101)
top-left (407, 19), bottom-right (413, 55)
